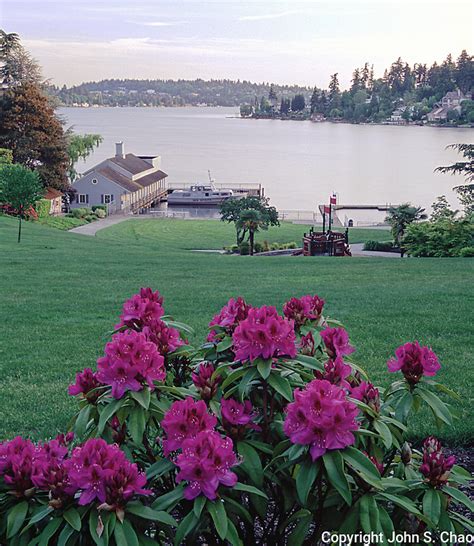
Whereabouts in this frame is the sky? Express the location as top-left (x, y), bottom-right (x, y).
top-left (1, 0), bottom-right (473, 88)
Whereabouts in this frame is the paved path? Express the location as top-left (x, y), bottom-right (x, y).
top-left (69, 215), bottom-right (132, 236)
top-left (350, 243), bottom-right (402, 258)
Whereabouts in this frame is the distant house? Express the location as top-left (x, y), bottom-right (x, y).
top-left (71, 143), bottom-right (168, 213)
top-left (426, 89), bottom-right (470, 122)
top-left (311, 112), bottom-right (325, 122)
top-left (390, 108), bottom-right (405, 122)
top-left (44, 187), bottom-right (63, 216)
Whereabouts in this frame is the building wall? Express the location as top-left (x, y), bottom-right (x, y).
top-left (71, 171), bottom-right (129, 209)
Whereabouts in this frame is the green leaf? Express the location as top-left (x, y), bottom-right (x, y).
top-left (162, 319), bottom-right (194, 336)
top-left (267, 372), bottom-right (293, 402)
top-left (193, 496), bottom-right (206, 518)
top-left (256, 358), bottom-right (272, 379)
top-left (286, 510), bottom-right (311, 546)
top-left (233, 482), bottom-right (268, 499)
top-left (374, 419), bottom-right (393, 449)
top-left (174, 511), bottom-right (198, 546)
top-left (63, 508), bottom-right (81, 532)
top-left (89, 510), bottom-right (105, 546)
top-left (342, 446), bottom-right (383, 489)
top-left (21, 506), bottom-right (53, 535)
top-left (38, 517), bottom-right (62, 546)
top-left (237, 441), bottom-right (263, 487)
top-left (126, 503), bottom-right (177, 527)
top-left (423, 489), bottom-right (441, 525)
top-left (216, 337), bottom-right (234, 352)
top-left (207, 500), bottom-right (228, 540)
top-left (378, 505), bottom-right (395, 544)
top-left (152, 483), bottom-right (185, 510)
top-left (221, 367), bottom-right (247, 390)
top-left (323, 451), bottom-right (352, 505)
top-left (443, 485), bottom-right (474, 512)
top-left (146, 458), bottom-right (176, 480)
top-left (360, 494), bottom-right (380, 534)
top-left (7, 501), bottom-right (29, 539)
top-left (57, 524), bottom-right (75, 546)
top-left (416, 387), bottom-right (452, 426)
top-left (75, 404), bottom-right (92, 438)
top-left (98, 398), bottom-right (125, 434)
top-left (378, 493), bottom-right (422, 516)
top-left (293, 355), bottom-right (324, 372)
top-left (394, 391), bottom-right (413, 423)
top-left (225, 518), bottom-right (243, 546)
top-left (128, 406), bottom-right (146, 443)
top-left (130, 388), bottom-right (151, 410)
top-left (222, 496), bottom-right (253, 525)
top-left (237, 368), bottom-right (257, 400)
top-left (296, 459), bottom-right (319, 505)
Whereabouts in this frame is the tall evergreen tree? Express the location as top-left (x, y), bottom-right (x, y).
top-left (328, 73), bottom-right (341, 109)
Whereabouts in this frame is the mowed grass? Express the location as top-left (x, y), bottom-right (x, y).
top-left (0, 216), bottom-right (473, 444)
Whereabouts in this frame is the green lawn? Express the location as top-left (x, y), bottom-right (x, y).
top-left (0, 216), bottom-right (473, 444)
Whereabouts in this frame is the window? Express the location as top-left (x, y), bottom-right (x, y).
top-left (103, 194), bottom-right (113, 204)
top-left (91, 178), bottom-right (98, 185)
top-left (79, 194), bottom-right (88, 204)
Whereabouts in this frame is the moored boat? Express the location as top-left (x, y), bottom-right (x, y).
top-left (167, 183), bottom-right (239, 206)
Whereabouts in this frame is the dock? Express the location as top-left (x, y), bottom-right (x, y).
top-left (165, 182), bottom-right (264, 198)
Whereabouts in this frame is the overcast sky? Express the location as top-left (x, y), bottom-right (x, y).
top-left (1, 0), bottom-right (473, 88)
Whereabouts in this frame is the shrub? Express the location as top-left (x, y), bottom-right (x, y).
top-left (270, 242), bottom-right (280, 250)
top-left (459, 246), bottom-right (474, 257)
top-left (94, 208), bottom-right (106, 219)
top-left (404, 217), bottom-right (474, 257)
top-left (253, 241), bottom-right (264, 253)
top-left (263, 239), bottom-right (270, 251)
top-left (92, 205), bottom-right (107, 212)
top-left (84, 214), bottom-right (97, 223)
top-left (35, 199), bottom-right (51, 218)
top-left (1, 288), bottom-right (471, 544)
top-left (286, 241), bottom-right (297, 249)
top-left (70, 207), bottom-right (90, 219)
top-left (364, 240), bottom-right (396, 252)
top-left (239, 241), bottom-right (250, 255)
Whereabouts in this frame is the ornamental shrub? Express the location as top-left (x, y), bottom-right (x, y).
top-left (0, 288), bottom-right (472, 545)
top-left (35, 199), bottom-right (51, 218)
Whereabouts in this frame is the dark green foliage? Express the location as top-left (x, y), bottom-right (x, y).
top-left (385, 203), bottom-right (427, 246)
top-left (291, 94), bottom-right (306, 111)
top-left (436, 144), bottom-right (474, 214)
top-left (363, 240), bottom-right (396, 252)
top-left (66, 132), bottom-right (103, 182)
top-left (239, 240), bottom-right (250, 255)
top-left (0, 147), bottom-right (13, 165)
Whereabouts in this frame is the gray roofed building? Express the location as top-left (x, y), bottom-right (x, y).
top-left (71, 142), bottom-right (168, 213)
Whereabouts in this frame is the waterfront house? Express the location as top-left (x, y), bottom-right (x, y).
top-left (426, 89), bottom-right (470, 122)
top-left (390, 108), bottom-right (405, 122)
top-left (71, 142), bottom-right (168, 213)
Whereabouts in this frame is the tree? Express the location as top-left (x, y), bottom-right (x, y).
top-left (291, 94), bottom-right (305, 112)
top-left (436, 143), bottom-right (474, 214)
top-left (0, 147), bottom-right (12, 165)
top-left (240, 104), bottom-right (253, 117)
top-left (0, 164), bottom-right (44, 242)
top-left (66, 133), bottom-right (103, 181)
top-left (236, 209), bottom-right (267, 255)
top-left (455, 50), bottom-right (474, 94)
top-left (385, 203), bottom-right (427, 247)
top-left (0, 83), bottom-right (69, 190)
top-left (430, 195), bottom-right (457, 221)
top-left (268, 84), bottom-right (277, 105)
top-left (310, 87), bottom-right (318, 113)
top-left (0, 29), bottom-right (42, 86)
top-left (220, 195), bottom-right (279, 245)
top-left (328, 73), bottom-right (341, 110)
top-left (280, 98), bottom-right (290, 115)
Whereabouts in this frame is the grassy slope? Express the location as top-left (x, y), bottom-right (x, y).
top-left (0, 216), bottom-right (472, 444)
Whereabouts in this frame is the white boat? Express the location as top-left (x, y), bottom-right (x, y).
top-left (168, 184), bottom-right (239, 205)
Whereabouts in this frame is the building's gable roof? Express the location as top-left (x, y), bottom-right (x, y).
top-left (109, 153), bottom-right (153, 175)
top-left (135, 170), bottom-right (168, 188)
top-left (44, 187), bottom-right (63, 200)
top-left (96, 166), bottom-right (167, 192)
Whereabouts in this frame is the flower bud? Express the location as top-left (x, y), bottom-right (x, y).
top-left (192, 362), bottom-right (221, 401)
top-left (401, 442), bottom-right (412, 464)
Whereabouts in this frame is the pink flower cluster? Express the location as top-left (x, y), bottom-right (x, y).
top-left (0, 437), bottom-right (39, 496)
top-left (315, 357), bottom-right (352, 389)
top-left (207, 297), bottom-right (250, 342)
top-left (387, 341), bottom-right (441, 385)
top-left (97, 329), bottom-right (166, 399)
top-left (283, 294), bottom-right (325, 329)
top-left (117, 287), bottom-right (164, 330)
top-left (68, 368), bottom-right (103, 403)
top-left (176, 431), bottom-right (238, 500)
top-left (161, 397), bottom-right (217, 456)
top-left (284, 379), bottom-right (359, 460)
top-left (321, 327), bottom-right (355, 359)
top-left (419, 436), bottom-right (455, 487)
top-left (142, 319), bottom-right (184, 355)
top-left (232, 305), bottom-right (297, 363)
top-left (192, 362), bottom-right (222, 401)
top-left (351, 381), bottom-right (381, 413)
top-left (66, 438), bottom-right (150, 507)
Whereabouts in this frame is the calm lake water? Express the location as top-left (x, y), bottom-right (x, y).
top-left (59, 106), bottom-right (474, 224)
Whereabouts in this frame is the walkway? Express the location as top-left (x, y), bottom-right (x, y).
top-left (350, 243), bottom-right (401, 258)
top-left (69, 214), bottom-right (132, 236)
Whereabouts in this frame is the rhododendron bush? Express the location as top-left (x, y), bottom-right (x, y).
top-left (1, 289), bottom-right (472, 545)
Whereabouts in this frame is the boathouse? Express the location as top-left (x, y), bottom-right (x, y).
top-left (71, 142), bottom-right (168, 213)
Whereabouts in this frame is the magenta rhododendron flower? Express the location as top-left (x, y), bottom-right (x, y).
top-left (419, 437), bottom-right (455, 487)
top-left (350, 381), bottom-right (381, 413)
top-left (320, 327), bottom-right (355, 359)
top-left (97, 329), bottom-right (166, 399)
top-left (142, 319), bottom-right (184, 355)
top-left (232, 305), bottom-right (297, 363)
top-left (161, 397), bottom-right (217, 456)
top-left (68, 368), bottom-right (103, 403)
top-left (66, 438), bottom-right (149, 507)
top-left (117, 288), bottom-right (165, 330)
top-left (299, 331), bottom-right (316, 356)
top-left (387, 341), bottom-right (441, 385)
top-left (284, 379), bottom-right (359, 460)
top-left (283, 294), bottom-right (325, 328)
top-left (207, 297), bottom-right (251, 342)
top-left (192, 362), bottom-right (221, 401)
top-left (0, 437), bottom-right (38, 495)
top-left (315, 357), bottom-right (352, 389)
top-left (221, 398), bottom-right (259, 427)
top-left (176, 431), bottom-right (238, 500)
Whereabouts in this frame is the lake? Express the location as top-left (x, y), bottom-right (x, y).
top-left (59, 107), bottom-right (474, 224)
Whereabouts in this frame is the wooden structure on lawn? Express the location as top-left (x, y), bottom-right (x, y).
top-left (303, 228), bottom-right (351, 256)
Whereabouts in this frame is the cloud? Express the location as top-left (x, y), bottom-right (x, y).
top-left (238, 10), bottom-right (303, 21)
top-left (131, 20), bottom-right (188, 27)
